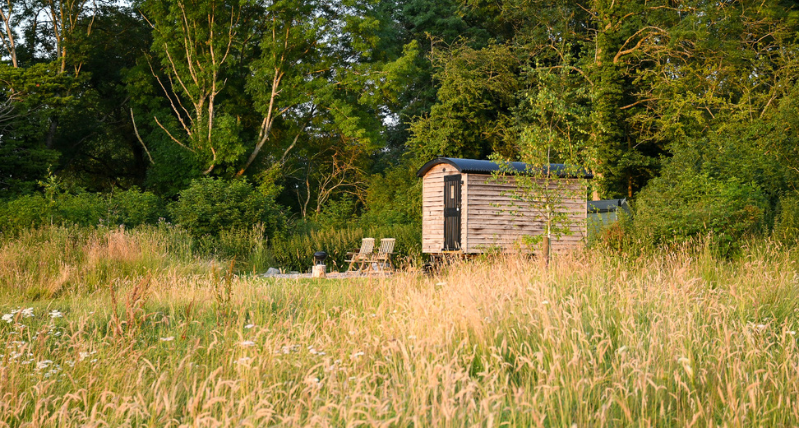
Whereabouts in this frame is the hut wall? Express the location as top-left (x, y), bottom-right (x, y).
top-left (422, 164), bottom-right (463, 253)
top-left (462, 174), bottom-right (587, 253)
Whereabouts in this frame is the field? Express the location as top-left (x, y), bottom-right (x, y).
top-left (2, 227), bottom-right (799, 427)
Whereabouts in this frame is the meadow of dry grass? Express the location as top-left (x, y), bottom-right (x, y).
top-left (1, 227), bottom-right (799, 427)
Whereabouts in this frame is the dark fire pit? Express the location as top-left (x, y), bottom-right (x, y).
top-left (313, 251), bottom-right (328, 266)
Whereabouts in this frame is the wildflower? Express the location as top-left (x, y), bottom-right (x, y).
top-left (20, 308), bottom-right (34, 318)
top-left (408, 335), bottom-right (417, 340)
top-left (236, 357), bottom-right (253, 365)
top-left (78, 350), bottom-right (96, 362)
top-left (756, 324), bottom-right (767, 330)
top-left (309, 348), bottom-right (318, 355)
top-left (37, 360), bottom-right (53, 370)
top-left (351, 351), bottom-right (364, 358)
top-left (1, 314), bottom-right (12, 324)
top-left (542, 300), bottom-right (550, 305)
top-left (240, 341), bottom-right (256, 347)
top-left (160, 336), bottom-right (175, 342)
top-left (436, 282), bottom-right (447, 286)
top-left (244, 324), bottom-right (255, 329)
top-left (616, 346), bottom-right (627, 355)
top-left (49, 310), bottom-right (63, 319)
top-left (789, 331), bottom-right (796, 336)
top-left (677, 356), bottom-right (693, 378)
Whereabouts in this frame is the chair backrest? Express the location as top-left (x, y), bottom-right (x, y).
top-left (377, 238), bottom-right (395, 255)
top-left (359, 238), bottom-right (375, 255)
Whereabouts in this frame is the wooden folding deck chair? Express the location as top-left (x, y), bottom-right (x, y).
top-left (345, 238), bottom-right (374, 272)
top-left (371, 238), bottom-right (396, 272)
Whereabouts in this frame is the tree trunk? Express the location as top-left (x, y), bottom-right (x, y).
top-left (45, 118), bottom-right (58, 149)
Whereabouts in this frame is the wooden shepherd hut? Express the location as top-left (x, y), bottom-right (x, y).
top-left (417, 157), bottom-right (592, 255)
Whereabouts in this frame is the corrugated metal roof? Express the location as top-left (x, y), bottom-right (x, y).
top-left (416, 157), bottom-right (593, 178)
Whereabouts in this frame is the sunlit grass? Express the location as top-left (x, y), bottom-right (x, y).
top-left (2, 228), bottom-right (799, 426)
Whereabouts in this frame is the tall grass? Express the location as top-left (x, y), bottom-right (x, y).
top-left (2, 232), bottom-right (798, 426)
top-left (270, 224), bottom-right (421, 271)
top-left (0, 225), bottom-right (204, 300)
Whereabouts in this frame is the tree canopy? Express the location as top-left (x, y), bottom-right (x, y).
top-left (1, 0), bottom-right (798, 242)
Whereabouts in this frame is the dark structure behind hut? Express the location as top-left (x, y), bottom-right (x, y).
top-left (417, 157), bottom-right (592, 255)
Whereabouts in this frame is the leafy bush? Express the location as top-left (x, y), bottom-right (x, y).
top-left (0, 184), bottom-right (167, 233)
top-left (0, 191), bottom-right (107, 232)
top-left (106, 188), bottom-right (166, 227)
top-left (634, 171), bottom-right (768, 251)
top-left (169, 178), bottom-right (286, 237)
top-left (314, 196), bottom-right (359, 231)
top-left (773, 192), bottom-right (799, 244)
top-left (270, 224), bottom-right (421, 272)
top-left (359, 165), bottom-right (422, 227)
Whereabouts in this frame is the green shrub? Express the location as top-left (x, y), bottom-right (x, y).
top-left (314, 196), bottom-right (359, 231)
top-left (0, 186), bottom-right (167, 233)
top-left (634, 171), bottom-right (768, 251)
top-left (106, 188), bottom-right (166, 227)
top-left (773, 192), bottom-right (799, 244)
top-left (0, 191), bottom-right (107, 232)
top-left (359, 164), bottom-right (421, 227)
top-left (270, 224), bottom-right (421, 272)
top-left (169, 178), bottom-right (286, 237)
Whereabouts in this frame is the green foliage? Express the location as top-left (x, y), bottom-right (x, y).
top-left (773, 193), bottom-right (799, 245)
top-left (313, 197), bottom-right (359, 231)
top-left (169, 178), bottom-right (285, 238)
top-left (408, 42), bottom-right (519, 161)
top-left (0, 175), bottom-right (168, 233)
top-left (106, 188), bottom-right (166, 227)
top-left (269, 224), bottom-right (421, 272)
top-left (634, 171), bottom-right (768, 251)
top-left (359, 164), bottom-right (421, 227)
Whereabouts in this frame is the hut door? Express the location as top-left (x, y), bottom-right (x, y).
top-left (443, 175), bottom-right (461, 250)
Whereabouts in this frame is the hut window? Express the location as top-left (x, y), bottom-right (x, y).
top-left (450, 184), bottom-right (455, 197)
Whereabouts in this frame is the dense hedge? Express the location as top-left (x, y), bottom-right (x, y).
top-left (0, 187), bottom-right (165, 232)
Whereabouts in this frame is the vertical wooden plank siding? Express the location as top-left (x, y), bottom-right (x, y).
top-left (422, 164), bottom-right (462, 253)
top-left (462, 174), bottom-right (587, 253)
top-left (461, 173), bottom-right (469, 251)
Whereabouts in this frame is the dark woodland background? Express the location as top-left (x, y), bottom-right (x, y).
top-left (2, 0), bottom-right (799, 263)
